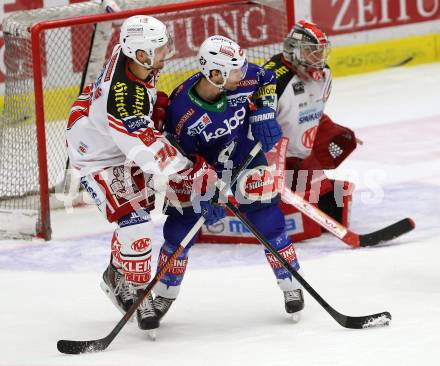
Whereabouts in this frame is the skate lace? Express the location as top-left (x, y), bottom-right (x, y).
top-left (114, 273), bottom-right (133, 302)
top-left (154, 296), bottom-right (173, 313)
top-left (138, 293), bottom-right (156, 318)
top-left (284, 289), bottom-right (301, 302)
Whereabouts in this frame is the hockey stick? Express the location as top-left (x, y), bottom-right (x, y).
top-left (57, 143), bottom-right (262, 354)
top-left (274, 137), bottom-right (414, 247)
top-left (281, 188), bottom-right (415, 248)
top-left (225, 199), bottom-right (392, 329)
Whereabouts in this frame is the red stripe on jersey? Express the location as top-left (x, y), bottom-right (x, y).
top-left (67, 110), bottom-right (87, 130)
top-left (107, 114), bottom-right (124, 126)
top-left (108, 122), bottom-right (139, 137)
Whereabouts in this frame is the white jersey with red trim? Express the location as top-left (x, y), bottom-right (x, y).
top-left (263, 54), bottom-right (332, 159)
top-left (66, 46), bottom-right (190, 176)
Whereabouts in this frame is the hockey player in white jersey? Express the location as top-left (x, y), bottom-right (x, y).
top-left (66, 15), bottom-right (224, 332)
top-left (263, 20), bottom-right (359, 225)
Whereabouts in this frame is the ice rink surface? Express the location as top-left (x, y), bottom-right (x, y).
top-left (1, 62), bottom-right (439, 365)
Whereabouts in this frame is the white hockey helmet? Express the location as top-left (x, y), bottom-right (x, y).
top-left (120, 15), bottom-right (174, 68)
top-left (283, 20), bottom-right (330, 80)
top-left (197, 35), bottom-right (247, 88)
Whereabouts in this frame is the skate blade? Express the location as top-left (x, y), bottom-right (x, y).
top-left (100, 281), bottom-right (134, 322)
top-left (290, 312), bottom-right (301, 323)
top-left (147, 329), bottom-right (157, 341)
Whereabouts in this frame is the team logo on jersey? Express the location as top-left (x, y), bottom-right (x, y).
top-left (122, 115), bottom-right (149, 132)
top-left (139, 128), bottom-right (157, 146)
top-left (292, 81), bottom-right (305, 95)
top-left (227, 92), bottom-right (251, 107)
top-left (187, 113), bottom-right (212, 136)
top-left (78, 141), bottom-right (88, 155)
top-left (302, 125), bottom-right (318, 149)
top-left (203, 107), bottom-right (246, 142)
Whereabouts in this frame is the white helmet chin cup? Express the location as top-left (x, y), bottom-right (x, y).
top-left (197, 35), bottom-right (247, 88)
top-left (120, 15), bottom-right (174, 69)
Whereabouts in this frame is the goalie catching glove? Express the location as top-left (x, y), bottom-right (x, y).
top-left (295, 114), bottom-right (357, 170)
top-left (166, 154), bottom-right (226, 225)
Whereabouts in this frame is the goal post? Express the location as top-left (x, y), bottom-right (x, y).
top-left (0, 0), bottom-right (294, 240)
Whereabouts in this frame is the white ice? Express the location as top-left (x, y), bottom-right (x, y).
top-left (1, 62), bottom-right (439, 366)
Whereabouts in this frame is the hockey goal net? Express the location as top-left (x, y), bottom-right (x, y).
top-left (0, 0), bottom-right (293, 240)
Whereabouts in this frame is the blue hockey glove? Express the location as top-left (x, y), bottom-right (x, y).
top-left (200, 200), bottom-right (226, 226)
top-left (249, 106), bottom-right (282, 152)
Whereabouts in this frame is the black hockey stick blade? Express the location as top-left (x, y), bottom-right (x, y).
top-left (57, 337), bottom-right (110, 354)
top-left (226, 201), bottom-right (392, 330)
top-left (359, 218), bottom-right (415, 247)
top-left (331, 309), bottom-right (392, 329)
top-left (57, 145), bottom-right (262, 355)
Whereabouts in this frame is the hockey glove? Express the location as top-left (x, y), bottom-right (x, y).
top-left (167, 154), bottom-right (224, 220)
top-left (304, 114), bottom-right (357, 170)
top-left (249, 106), bottom-right (282, 153)
top-left (200, 200), bottom-right (226, 225)
top-left (152, 91), bottom-right (169, 132)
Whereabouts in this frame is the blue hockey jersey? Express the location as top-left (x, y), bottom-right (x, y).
top-left (165, 63), bottom-right (276, 171)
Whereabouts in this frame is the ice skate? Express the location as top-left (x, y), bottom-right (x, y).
top-left (100, 264), bottom-right (134, 319)
top-left (153, 295), bottom-right (175, 320)
top-left (284, 289), bottom-right (304, 322)
top-left (134, 288), bottom-right (160, 332)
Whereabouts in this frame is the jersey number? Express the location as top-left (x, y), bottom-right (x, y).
top-left (155, 144), bottom-right (178, 171)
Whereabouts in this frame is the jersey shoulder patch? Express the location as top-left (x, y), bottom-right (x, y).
top-left (106, 57), bottom-right (152, 123)
top-left (263, 54), bottom-right (293, 99)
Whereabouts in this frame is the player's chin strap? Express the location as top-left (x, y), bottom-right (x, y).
top-left (56, 141), bottom-right (263, 355)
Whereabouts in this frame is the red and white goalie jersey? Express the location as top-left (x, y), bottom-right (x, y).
top-left (263, 53), bottom-right (332, 160)
top-left (66, 45), bottom-right (190, 177)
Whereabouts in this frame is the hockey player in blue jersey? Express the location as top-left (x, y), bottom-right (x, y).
top-left (152, 35), bottom-right (305, 322)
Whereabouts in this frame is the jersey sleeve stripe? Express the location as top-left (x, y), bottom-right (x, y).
top-left (108, 121), bottom-right (139, 137)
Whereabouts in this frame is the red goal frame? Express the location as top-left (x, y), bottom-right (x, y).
top-left (29, 0), bottom-right (295, 239)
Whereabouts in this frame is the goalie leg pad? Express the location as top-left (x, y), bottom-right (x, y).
top-left (317, 179), bottom-right (354, 226)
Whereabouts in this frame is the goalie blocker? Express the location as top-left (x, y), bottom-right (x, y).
top-left (197, 138), bottom-right (355, 244)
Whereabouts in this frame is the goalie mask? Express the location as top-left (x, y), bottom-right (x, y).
top-left (120, 15), bottom-right (175, 69)
top-left (197, 35), bottom-right (248, 88)
top-left (283, 20), bottom-right (331, 81)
